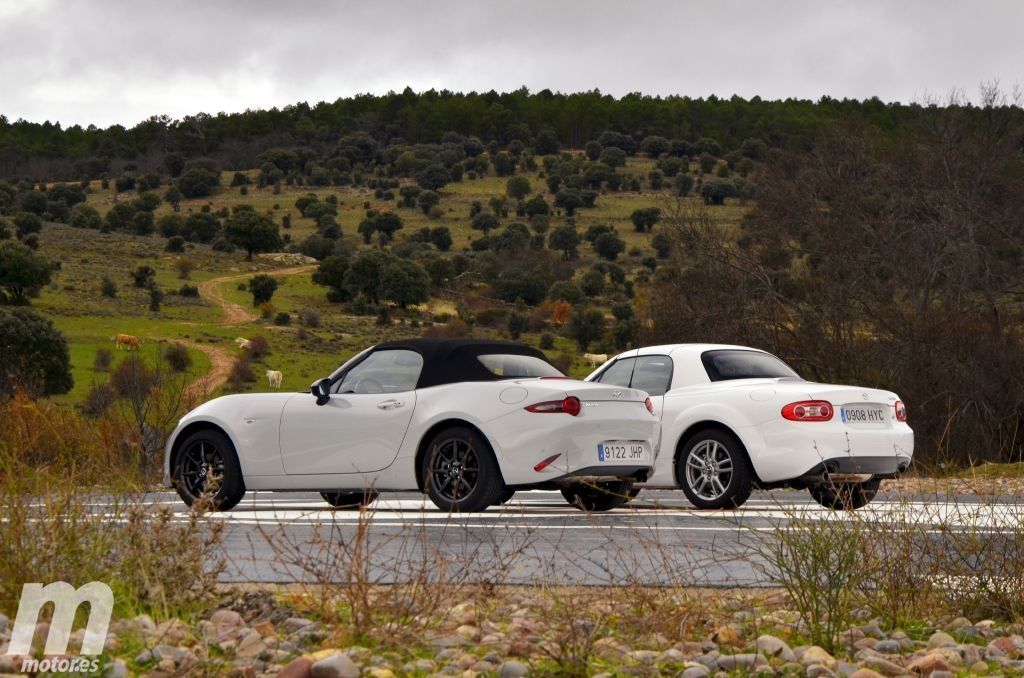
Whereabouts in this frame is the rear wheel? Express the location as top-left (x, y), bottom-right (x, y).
top-left (494, 487), bottom-right (516, 505)
top-left (561, 480), bottom-right (634, 512)
top-left (422, 426), bottom-right (503, 512)
top-left (677, 429), bottom-right (752, 510)
top-left (809, 479), bottom-right (880, 510)
top-left (321, 489), bottom-right (379, 509)
top-left (172, 429), bottom-right (245, 511)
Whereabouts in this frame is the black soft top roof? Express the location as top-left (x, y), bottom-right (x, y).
top-left (370, 338), bottom-right (557, 389)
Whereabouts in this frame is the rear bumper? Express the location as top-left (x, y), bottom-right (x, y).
top-left (797, 454), bottom-right (912, 483)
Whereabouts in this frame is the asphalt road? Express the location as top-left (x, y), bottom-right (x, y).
top-left (119, 489), bottom-right (1024, 587)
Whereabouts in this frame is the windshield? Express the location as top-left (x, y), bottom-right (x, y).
top-left (477, 354), bottom-right (564, 379)
top-left (701, 349), bottom-right (801, 382)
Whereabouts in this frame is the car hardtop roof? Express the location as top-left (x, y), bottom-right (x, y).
top-left (629, 343), bottom-right (771, 357)
top-left (369, 338), bottom-right (556, 389)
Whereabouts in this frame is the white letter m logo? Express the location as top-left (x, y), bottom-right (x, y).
top-left (7, 582), bottom-right (113, 655)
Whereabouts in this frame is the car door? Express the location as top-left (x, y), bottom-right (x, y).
top-left (279, 349), bottom-right (423, 475)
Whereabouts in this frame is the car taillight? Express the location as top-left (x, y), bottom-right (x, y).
top-left (526, 396), bottom-right (581, 416)
top-left (782, 400), bottom-right (833, 421)
top-left (894, 400), bottom-right (907, 422)
top-left (645, 397), bottom-right (655, 415)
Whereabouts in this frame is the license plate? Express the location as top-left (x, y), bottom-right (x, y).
top-left (841, 405), bottom-right (888, 424)
top-left (597, 441), bottom-right (648, 462)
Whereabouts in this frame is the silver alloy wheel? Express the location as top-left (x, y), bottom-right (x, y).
top-left (684, 439), bottom-right (734, 501)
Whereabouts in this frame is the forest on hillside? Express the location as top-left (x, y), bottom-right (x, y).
top-left (4, 87), bottom-right (1023, 181)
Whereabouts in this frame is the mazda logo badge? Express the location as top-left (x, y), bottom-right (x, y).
top-left (612, 391), bottom-right (623, 399)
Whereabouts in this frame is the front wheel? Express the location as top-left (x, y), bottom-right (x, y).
top-left (321, 489), bottom-right (379, 509)
top-left (172, 429), bottom-right (245, 511)
top-left (422, 426), bottom-right (503, 512)
top-left (561, 480), bottom-right (634, 512)
top-left (677, 429), bottom-right (752, 510)
top-left (809, 479), bottom-right (880, 510)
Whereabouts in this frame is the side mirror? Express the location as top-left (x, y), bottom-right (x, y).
top-left (311, 378), bottom-right (331, 406)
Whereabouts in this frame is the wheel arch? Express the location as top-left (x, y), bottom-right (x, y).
top-left (413, 418), bottom-right (501, 492)
top-left (168, 420), bottom-right (239, 477)
top-left (672, 421), bottom-right (761, 486)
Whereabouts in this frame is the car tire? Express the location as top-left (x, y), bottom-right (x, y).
top-left (494, 487), bottom-right (516, 505)
top-left (422, 426), bottom-right (503, 512)
top-left (172, 428), bottom-right (245, 511)
top-left (561, 480), bottom-right (634, 512)
top-left (809, 479), bottom-right (880, 510)
top-left (676, 429), bottom-right (752, 510)
top-left (321, 489), bottom-right (379, 509)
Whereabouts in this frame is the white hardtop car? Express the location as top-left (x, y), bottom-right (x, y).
top-left (586, 344), bottom-right (913, 509)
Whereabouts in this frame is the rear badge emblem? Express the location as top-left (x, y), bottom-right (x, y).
top-left (862, 392), bottom-right (869, 400)
top-left (612, 391), bottom-right (623, 399)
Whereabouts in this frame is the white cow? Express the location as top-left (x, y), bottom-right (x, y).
top-left (583, 353), bottom-right (609, 367)
top-left (266, 370), bottom-right (283, 389)
top-left (235, 337), bottom-right (251, 349)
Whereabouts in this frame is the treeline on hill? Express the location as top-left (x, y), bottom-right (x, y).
top-left (0, 87), bottom-right (1004, 181)
top-left (645, 91), bottom-right (1024, 466)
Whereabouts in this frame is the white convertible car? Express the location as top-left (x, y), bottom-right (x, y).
top-left (586, 344), bottom-right (914, 510)
top-left (164, 339), bottom-right (658, 512)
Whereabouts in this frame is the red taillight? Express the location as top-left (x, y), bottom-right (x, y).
top-left (525, 396), bottom-right (581, 416)
top-left (782, 400), bottom-right (833, 421)
top-left (645, 397), bottom-right (655, 415)
top-left (894, 400), bottom-right (907, 422)
top-left (534, 453), bottom-right (562, 472)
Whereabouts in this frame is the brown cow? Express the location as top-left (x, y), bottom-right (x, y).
top-left (114, 333), bottom-right (141, 351)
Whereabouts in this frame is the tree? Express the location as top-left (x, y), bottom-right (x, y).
top-left (740, 137), bottom-right (768, 160)
top-left (700, 179), bottom-right (738, 205)
top-left (299, 234), bottom-right (334, 260)
top-left (69, 204), bottom-right (102, 229)
top-left (164, 185), bottom-right (183, 211)
top-left (493, 271), bottom-right (549, 305)
top-left (17, 190), bottom-right (48, 215)
top-left (176, 167), bottom-right (220, 198)
top-left (312, 255), bottom-right (350, 302)
top-left (641, 135), bottom-right (671, 158)
top-left (580, 268), bottom-right (605, 296)
top-left (534, 128), bottom-right (560, 155)
top-left (416, 163), bottom-right (450, 191)
top-left (248, 274), bottom-right (278, 306)
top-left (524, 194), bottom-right (550, 217)
top-left (471, 212), bottom-right (500, 235)
top-left (507, 306), bottom-right (529, 339)
top-left (13, 212), bottom-right (42, 239)
top-left (380, 258), bottom-right (431, 307)
top-left (429, 226), bottom-right (453, 251)
top-left (506, 176), bottom-right (532, 201)
top-left (630, 207), bottom-right (661, 233)
top-left (417, 189), bottom-right (440, 214)
top-left (105, 202), bottom-right (137, 232)
top-left (593, 230), bottom-right (626, 261)
top-left (223, 207), bottom-right (282, 260)
top-left (0, 307), bottom-right (73, 396)
top-left (554, 189), bottom-right (584, 216)
top-left (131, 265), bottom-right (155, 288)
top-left (164, 152), bottom-right (186, 177)
top-left (373, 211), bottom-right (405, 244)
top-left (424, 255), bottom-right (455, 287)
top-left (585, 141), bottom-right (603, 161)
top-left (100, 276), bottom-right (117, 298)
top-left (0, 241), bottom-right (58, 304)
top-left (599, 147), bottom-right (627, 168)
top-left (548, 223), bottom-right (580, 260)
top-left (566, 306), bottom-right (605, 351)
top-left (699, 152), bottom-right (718, 173)
top-left (651, 232), bottom-right (671, 258)
top-left (548, 280), bottom-right (584, 304)
top-left (492, 153), bottom-right (517, 177)
top-left (183, 211), bottom-right (220, 243)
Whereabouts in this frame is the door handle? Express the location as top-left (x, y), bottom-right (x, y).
top-left (377, 399), bottom-right (404, 410)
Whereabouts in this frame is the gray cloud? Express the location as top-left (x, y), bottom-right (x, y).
top-left (2, 0), bottom-right (1021, 127)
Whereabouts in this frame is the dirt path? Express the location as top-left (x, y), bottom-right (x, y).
top-left (197, 265), bottom-right (316, 325)
top-left (175, 264), bottom-right (317, 397)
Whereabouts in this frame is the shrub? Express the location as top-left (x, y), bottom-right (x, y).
top-left (93, 347), bottom-right (113, 372)
top-left (248, 274), bottom-right (278, 305)
top-left (165, 235), bottom-right (185, 252)
top-left (164, 343), bottom-right (192, 372)
top-left (274, 311), bottom-right (291, 326)
top-left (100, 276), bottom-right (117, 298)
top-left (299, 309), bottom-right (321, 328)
top-left (258, 302), bottom-right (275, 319)
top-left (178, 284), bottom-right (199, 297)
top-left (539, 333), bottom-right (555, 350)
top-left (246, 336), bottom-right (270, 360)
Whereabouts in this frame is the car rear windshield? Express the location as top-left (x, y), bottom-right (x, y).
top-left (701, 349), bottom-right (800, 382)
top-left (477, 354), bottom-right (564, 378)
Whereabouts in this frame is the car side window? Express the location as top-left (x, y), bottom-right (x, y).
top-left (334, 349), bottom-right (423, 394)
top-left (594, 358), bottom-right (635, 389)
top-left (630, 356), bottom-right (673, 397)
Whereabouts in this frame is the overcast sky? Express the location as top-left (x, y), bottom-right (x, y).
top-left (2, 0), bottom-right (1021, 128)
